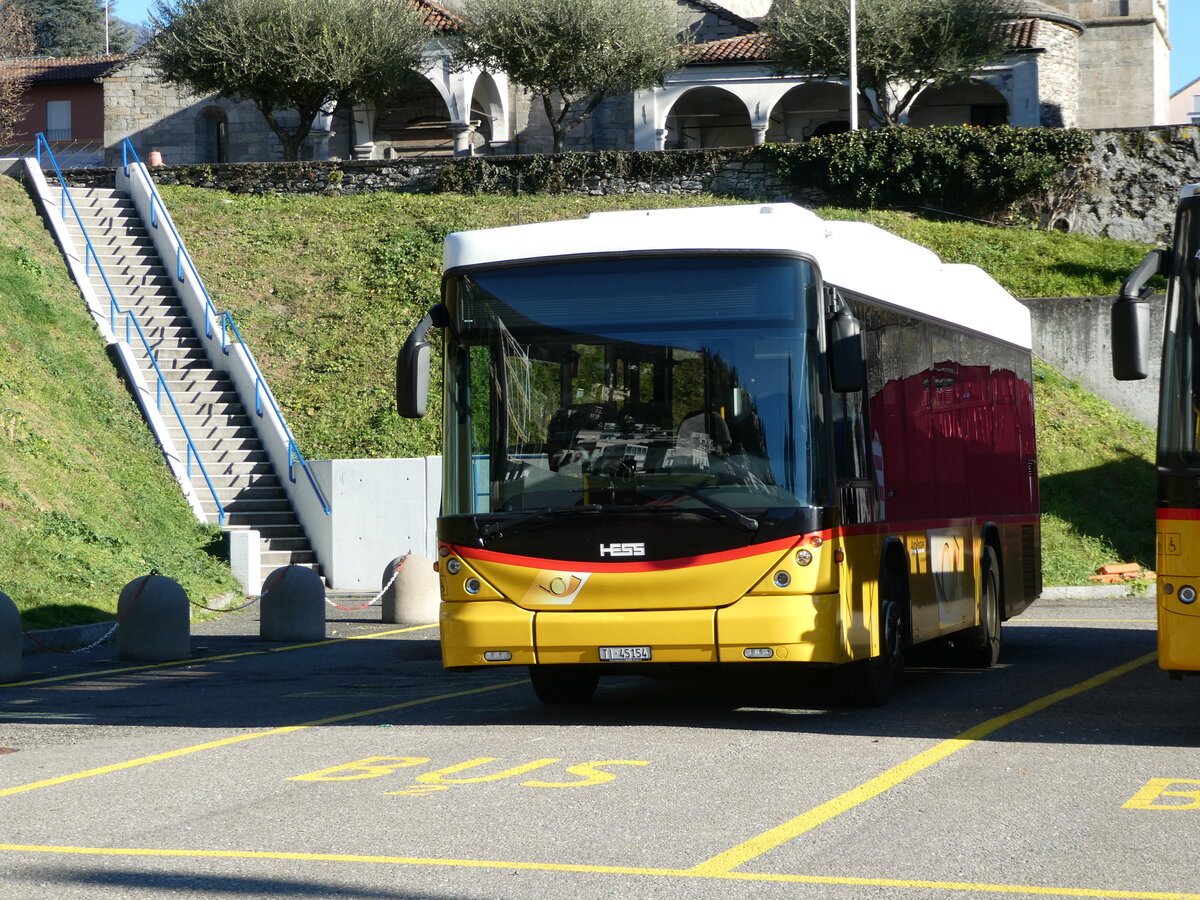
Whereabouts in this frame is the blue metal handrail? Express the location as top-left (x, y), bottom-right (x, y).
top-left (35, 134), bottom-right (227, 525)
top-left (121, 139), bottom-right (331, 516)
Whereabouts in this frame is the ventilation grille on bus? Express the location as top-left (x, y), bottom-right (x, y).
top-left (1022, 524), bottom-right (1038, 598)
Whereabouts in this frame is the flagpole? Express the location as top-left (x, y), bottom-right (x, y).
top-left (849, 0), bottom-right (858, 130)
top-left (105, 0), bottom-right (110, 53)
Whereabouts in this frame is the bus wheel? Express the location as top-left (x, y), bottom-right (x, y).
top-left (958, 547), bottom-right (1002, 668)
top-left (529, 665), bottom-right (599, 705)
top-left (845, 573), bottom-right (906, 707)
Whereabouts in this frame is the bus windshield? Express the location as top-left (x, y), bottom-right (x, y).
top-left (1158, 200), bottom-right (1200, 467)
top-left (442, 255), bottom-right (828, 518)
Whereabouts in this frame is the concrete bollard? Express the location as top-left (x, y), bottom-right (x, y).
top-left (260, 565), bottom-right (326, 642)
top-left (116, 575), bottom-right (191, 662)
top-left (0, 591), bottom-right (21, 683)
top-left (381, 553), bottom-right (440, 626)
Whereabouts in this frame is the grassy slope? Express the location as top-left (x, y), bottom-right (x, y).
top-left (0, 176), bottom-right (239, 627)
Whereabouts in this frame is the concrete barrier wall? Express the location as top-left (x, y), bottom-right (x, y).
top-left (1022, 295), bottom-right (1165, 429)
top-left (306, 457), bottom-right (441, 591)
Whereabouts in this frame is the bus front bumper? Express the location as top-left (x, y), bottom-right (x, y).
top-left (439, 594), bottom-right (844, 668)
top-left (1159, 602), bottom-right (1200, 673)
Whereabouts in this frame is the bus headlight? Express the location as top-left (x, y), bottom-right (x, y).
top-left (773, 571), bottom-right (791, 588)
top-left (465, 578), bottom-right (482, 595)
top-left (795, 549), bottom-right (813, 567)
top-left (1180, 585), bottom-right (1197, 605)
top-left (445, 558), bottom-right (462, 575)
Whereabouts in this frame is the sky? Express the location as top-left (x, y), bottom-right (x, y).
top-left (110, 0), bottom-right (1200, 93)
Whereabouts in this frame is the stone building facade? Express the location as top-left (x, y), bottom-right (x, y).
top-left (23, 0), bottom-right (1177, 166)
top-left (1043, 0), bottom-right (1171, 127)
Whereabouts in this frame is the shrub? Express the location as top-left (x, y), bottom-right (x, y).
top-left (760, 125), bottom-right (1094, 220)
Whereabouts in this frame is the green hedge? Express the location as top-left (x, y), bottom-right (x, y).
top-left (760, 125), bottom-right (1094, 218)
top-left (433, 148), bottom-right (746, 194)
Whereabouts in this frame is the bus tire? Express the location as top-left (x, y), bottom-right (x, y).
top-left (958, 547), bottom-right (1002, 668)
top-left (845, 566), bottom-right (907, 706)
top-left (529, 665), bottom-right (599, 705)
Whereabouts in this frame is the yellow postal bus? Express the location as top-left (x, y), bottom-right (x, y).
top-left (1113, 182), bottom-right (1200, 677)
top-left (398, 203), bottom-right (1041, 705)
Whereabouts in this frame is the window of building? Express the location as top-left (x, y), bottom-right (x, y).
top-left (46, 100), bottom-right (72, 141)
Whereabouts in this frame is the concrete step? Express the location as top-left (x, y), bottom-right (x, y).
top-left (168, 425), bottom-right (258, 444)
top-left (202, 496), bottom-right (294, 514)
top-left (130, 346), bottom-right (207, 365)
top-left (261, 551), bottom-right (318, 569)
top-left (172, 436), bottom-right (263, 457)
top-left (73, 232), bottom-right (156, 252)
top-left (89, 271), bottom-right (172, 289)
top-left (193, 444), bottom-right (270, 464)
top-left (67, 219), bottom-right (150, 239)
top-left (206, 471), bottom-right (282, 490)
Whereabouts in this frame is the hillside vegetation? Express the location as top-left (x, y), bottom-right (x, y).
top-left (0, 177), bottom-right (239, 627)
top-left (0, 180), bottom-right (1159, 632)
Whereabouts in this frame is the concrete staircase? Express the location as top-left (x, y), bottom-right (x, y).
top-left (63, 186), bottom-right (319, 574)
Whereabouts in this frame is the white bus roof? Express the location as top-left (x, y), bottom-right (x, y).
top-left (443, 202), bottom-right (1031, 350)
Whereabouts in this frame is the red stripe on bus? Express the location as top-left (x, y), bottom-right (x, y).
top-left (1158, 508), bottom-right (1200, 521)
top-left (451, 535), bottom-right (802, 573)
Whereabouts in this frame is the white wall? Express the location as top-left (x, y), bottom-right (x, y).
top-left (306, 457), bottom-right (441, 590)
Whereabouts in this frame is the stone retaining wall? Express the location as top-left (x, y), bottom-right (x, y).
top-left (48, 125), bottom-right (1200, 245)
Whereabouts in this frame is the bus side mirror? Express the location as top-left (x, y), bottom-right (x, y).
top-left (396, 340), bottom-right (431, 418)
top-left (396, 305), bottom-right (444, 418)
top-left (829, 306), bottom-right (866, 394)
top-left (1112, 248), bottom-right (1165, 381)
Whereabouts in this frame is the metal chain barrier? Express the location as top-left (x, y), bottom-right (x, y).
top-left (325, 552), bottom-right (411, 611)
top-left (189, 562), bottom-right (294, 613)
top-left (22, 570), bottom-right (157, 655)
top-left (188, 594), bottom-right (261, 614)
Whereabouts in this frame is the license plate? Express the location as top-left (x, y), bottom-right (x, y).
top-left (599, 645), bottom-right (652, 662)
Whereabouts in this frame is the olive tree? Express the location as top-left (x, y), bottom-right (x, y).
top-left (454, 0), bottom-right (687, 153)
top-left (762, 0), bottom-right (1013, 126)
top-left (149, 0), bottom-right (433, 160)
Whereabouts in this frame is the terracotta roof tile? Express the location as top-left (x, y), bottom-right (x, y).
top-left (411, 0), bottom-right (464, 31)
top-left (1002, 18), bottom-right (1041, 50)
top-left (685, 32), bottom-right (771, 65)
top-left (685, 15), bottom-right (1050, 66)
top-left (0, 55), bottom-right (126, 84)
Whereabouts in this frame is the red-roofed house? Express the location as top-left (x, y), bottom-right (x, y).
top-left (3, 55), bottom-right (126, 165)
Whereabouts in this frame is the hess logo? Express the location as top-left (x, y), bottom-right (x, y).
top-left (600, 542), bottom-right (645, 558)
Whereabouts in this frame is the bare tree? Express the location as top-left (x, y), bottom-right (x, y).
top-left (762, 0), bottom-right (1013, 126)
top-left (150, 0), bottom-right (433, 160)
top-left (454, 0), bottom-right (687, 153)
top-left (0, 0), bottom-right (35, 145)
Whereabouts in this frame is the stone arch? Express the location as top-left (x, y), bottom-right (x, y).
top-left (196, 105), bottom-right (228, 163)
top-left (908, 80), bottom-right (1010, 127)
top-left (373, 75), bottom-right (458, 157)
top-left (664, 87), bottom-right (753, 149)
top-left (468, 71), bottom-right (507, 153)
top-left (765, 83), bottom-right (872, 143)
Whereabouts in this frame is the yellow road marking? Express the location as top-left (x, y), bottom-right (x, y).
top-left (0, 843), bottom-right (1195, 899)
top-left (5, 624), bottom-right (437, 688)
top-left (0, 679), bottom-right (525, 798)
top-left (690, 650), bottom-right (1158, 876)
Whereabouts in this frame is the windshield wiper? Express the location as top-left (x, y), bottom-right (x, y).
top-left (650, 485), bottom-right (759, 534)
top-left (478, 505), bottom-right (604, 539)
